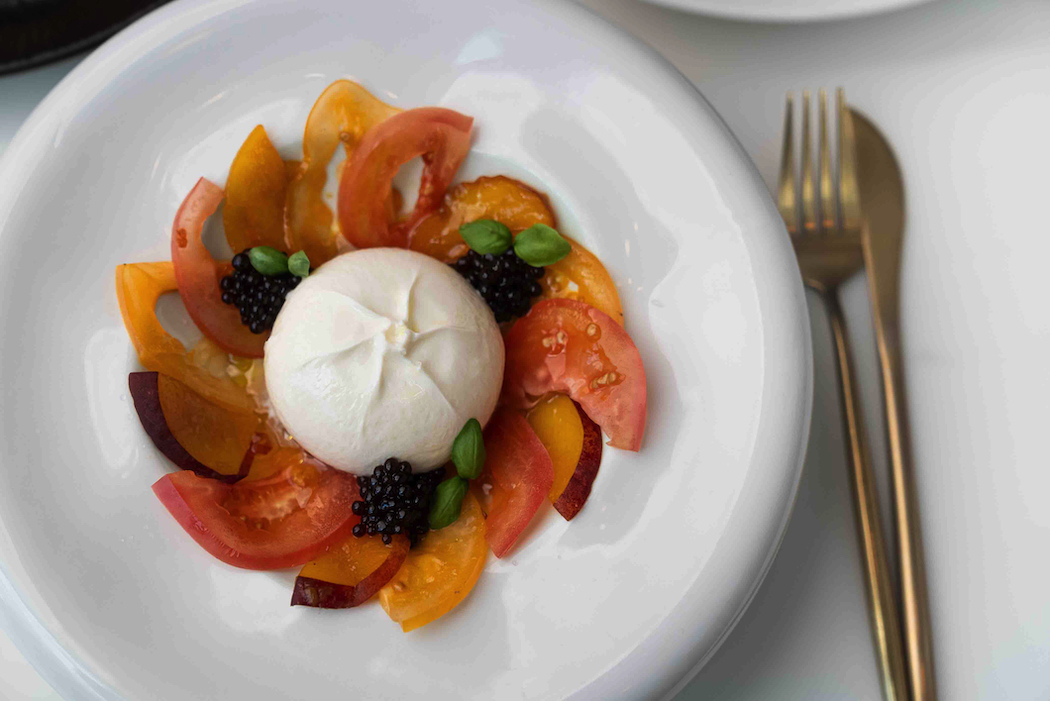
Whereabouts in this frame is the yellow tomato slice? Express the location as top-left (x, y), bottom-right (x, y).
top-left (224, 125), bottom-right (289, 253)
top-left (542, 237), bottom-right (624, 326)
top-left (115, 262), bottom-right (254, 414)
top-left (527, 394), bottom-right (584, 503)
top-left (285, 80), bottom-right (401, 265)
top-left (379, 492), bottom-right (487, 631)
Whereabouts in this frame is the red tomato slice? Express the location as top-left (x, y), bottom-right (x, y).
top-left (170, 178), bottom-right (267, 358)
top-left (475, 409), bottom-right (554, 558)
top-left (152, 456), bottom-right (359, 570)
top-left (337, 107), bottom-right (473, 249)
top-left (502, 298), bottom-right (647, 451)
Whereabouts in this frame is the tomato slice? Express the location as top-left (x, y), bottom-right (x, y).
top-left (379, 491), bottom-right (487, 631)
top-left (224, 125), bottom-right (289, 253)
top-left (116, 261), bottom-right (255, 413)
top-left (170, 177), bottom-right (267, 358)
top-left (502, 298), bottom-right (647, 451)
top-left (291, 534), bottom-right (409, 608)
top-left (408, 175), bottom-right (555, 262)
top-left (153, 454), bottom-right (358, 570)
top-left (475, 409), bottom-right (554, 558)
top-left (286, 80), bottom-right (401, 265)
top-left (541, 237), bottom-right (624, 325)
top-left (337, 107), bottom-right (473, 249)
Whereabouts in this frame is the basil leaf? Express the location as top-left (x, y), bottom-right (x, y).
top-left (460, 219), bottom-right (512, 256)
top-left (513, 223), bottom-right (571, 267)
top-left (249, 246), bottom-right (289, 275)
top-left (451, 418), bottom-right (485, 480)
top-left (288, 250), bottom-right (311, 278)
top-left (429, 477), bottom-right (468, 530)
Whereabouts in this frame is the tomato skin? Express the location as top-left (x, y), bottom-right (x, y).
top-left (170, 177), bottom-right (267, 358)
top-left (152, 461), bottom-right (359, 570)
top-left (475, 409), bottom-right (554, 558)
top-left (502, 298), bottom-right (647, 451)
top-left (337, 107), bottom-right (473, 249)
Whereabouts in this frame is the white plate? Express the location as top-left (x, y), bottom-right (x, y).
top-left (0, 1), bottom-right (810, 699)
top-left (641, 0), bottom-right (934, 22)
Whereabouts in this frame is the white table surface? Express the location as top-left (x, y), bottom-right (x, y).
top-left (3, 0), bottom-right (1049, 698)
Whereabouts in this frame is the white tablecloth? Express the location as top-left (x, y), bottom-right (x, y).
top-left (3, 0), bottom-right (1048, 698)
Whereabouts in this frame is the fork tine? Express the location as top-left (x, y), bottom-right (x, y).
top-left (777, 92), bottom-right (799, 236)
top-left (801, 90), bottom-right (818, 235)
top-left (819, 89), bottom-right (836, 233)
top-left (837, 88), bottom-right (862, 233)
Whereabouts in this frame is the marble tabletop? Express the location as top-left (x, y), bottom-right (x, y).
top-left (2, 0), bottom-right (1048, 698)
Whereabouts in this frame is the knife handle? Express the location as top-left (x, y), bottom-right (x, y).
top-left (875, 324), bottom-right (938, 701)
top-left (827, 295), bottom-right (909, 701)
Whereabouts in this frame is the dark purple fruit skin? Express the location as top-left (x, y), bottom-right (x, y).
top-left (290, 576), bottom-right (362, 609)
top-left (128, 372), bottom-right (250, 484)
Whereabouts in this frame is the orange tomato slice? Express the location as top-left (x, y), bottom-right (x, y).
top-left (285, 80), bottom-right (401, 265)
top-left (116, 262), bottom-right (254, 414)
top-left (224, 125), bottom-right (289, 253)
top-left (379, 491), bottom-right (487, 632)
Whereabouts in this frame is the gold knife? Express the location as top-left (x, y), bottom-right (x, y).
top-left (853, 109), bottom-right (937, 701)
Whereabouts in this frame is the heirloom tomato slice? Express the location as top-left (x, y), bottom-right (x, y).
top-left (115, 261), bottom-right (254, 413)
top-left (378, 491), bottom-right (487, 632)
top-left (170, 177), bottom-right (267, 357)
top-left (153, 451), bottom-right (358, 570)
top-left (224, 125), bottom-right (289, 253)
top-left (338, 107), bottom-right (473, 249)
top-left (503, 298), bottom-right (646, 451)
top-left (286, 79), bottom-right (401, 265)
top-left (475, 409), bottom-right (554, 558)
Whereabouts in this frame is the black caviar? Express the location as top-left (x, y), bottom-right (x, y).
top-left (453, 248), bottom-right (545, 323)
top-left (352, 459), bottom-right (445, 546)
top-left (220, 249), bottom-right (301, 334)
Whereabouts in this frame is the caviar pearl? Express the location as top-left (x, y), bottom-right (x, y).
top-left (220, 249), bottom-right (302, 333)
top-left (453, 249), bottom-right (544, 323)
top-left (352, 458), bottom-right (445, 546)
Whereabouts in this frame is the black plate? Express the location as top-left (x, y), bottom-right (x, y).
top-left (0, 0), bottom-right (172, 75)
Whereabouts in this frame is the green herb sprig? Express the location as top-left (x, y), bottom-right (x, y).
top-left (429, 417), bottom-right (488, 530)
top-left (249, 246), bottom-right (311, 278)
top-left (458, 219), bottom-right (571, 267)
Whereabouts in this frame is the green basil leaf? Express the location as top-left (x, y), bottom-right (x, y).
top-left (288, 250), bottom-right (311, 278)
top-left (513, 223), bottom-right (571, 267)
top-left (249, 246), bottom-right (289, 275)
top-left (429, 477), bottom-right (468, 530)
top-left (459, 219), bottom-right (512, 255)
top-left (451, 418), bottom-right (485, 480)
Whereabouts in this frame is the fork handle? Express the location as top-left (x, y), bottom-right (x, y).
top-left (827, 294), bottom-right (909, 701)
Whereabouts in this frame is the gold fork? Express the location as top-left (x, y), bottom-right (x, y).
top-left (778, 89), bottom-right (908, 701)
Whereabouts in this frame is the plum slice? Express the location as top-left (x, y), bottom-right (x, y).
top-left (528, 395), bottom-right (603, 521)
top-left (129, 371), bottom-right (262, 483)
top-left (291, 534), bottom-right (409, 609)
